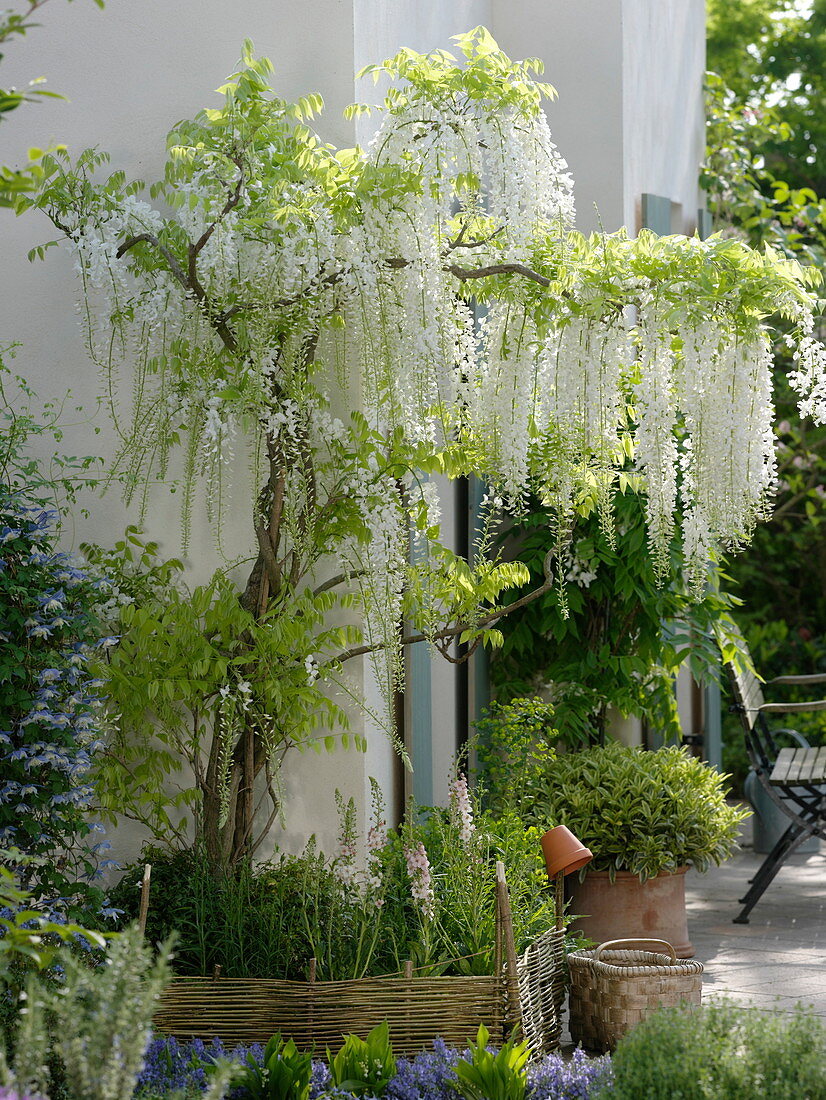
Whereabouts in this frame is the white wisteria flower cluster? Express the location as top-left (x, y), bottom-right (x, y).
top-left (28, 29), bottom-right (826, 848)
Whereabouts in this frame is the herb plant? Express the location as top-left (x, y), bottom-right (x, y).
top-left (1, 925), bottom-right (174, 1100)
top-left (603, 1000), bottom-right (826, 1100)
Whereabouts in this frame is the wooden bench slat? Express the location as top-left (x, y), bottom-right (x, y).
top-left (769, 747), bottom-right (797, 784)
top-left (785, 749), bottom-right (807, 783)
top-left (770, 746), bottom-right (826, 785)
top-left (797, 746), bottom-right (820, 784)
top-left (805, 745), bottom-right (826, 784)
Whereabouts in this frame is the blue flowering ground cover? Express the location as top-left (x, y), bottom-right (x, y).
top-left (135, 1036), bottom-right (612, 1100)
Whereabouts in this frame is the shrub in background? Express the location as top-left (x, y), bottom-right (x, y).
top-left (603, 1000), bottom-right (826, 1100)
top-left (491, 491), bottom-right (733, 748)
top-left (474, 698), bottom-right (559, 818)
top-left (517, 741), bottom-right (747, 882)
top-left (0, 490), bottom-right (113, 918)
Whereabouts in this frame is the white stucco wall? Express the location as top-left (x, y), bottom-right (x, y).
top-left (1, 0), bottom-right (387, 864)
top-left (492, 0), bottom-right (705, 234)
top-left (1, 0), bottom-right (707, 864)
top-left (622, 0), bottom-right (706, 234)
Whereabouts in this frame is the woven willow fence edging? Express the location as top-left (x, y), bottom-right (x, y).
top-left (147, 860), bottom-right (566, 1056)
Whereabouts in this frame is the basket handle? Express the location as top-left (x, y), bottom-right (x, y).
top-left (594, 938), bottom-right (677, 962)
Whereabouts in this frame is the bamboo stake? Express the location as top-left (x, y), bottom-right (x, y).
top-left (495, 860), bottom-right (521, 1032)
top-left (137, 863), bottom-right (152, 936)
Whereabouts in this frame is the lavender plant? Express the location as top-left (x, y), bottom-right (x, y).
top-left (136, 1037), bottom-right (266, 1098)
top-left (134, 1036), bottom-right (611, 1100)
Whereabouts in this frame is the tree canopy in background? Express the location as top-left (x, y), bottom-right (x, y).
top-left (707, 0), bottom-right (826, 195)
top-left (706, 0), bottom-right (826, 772)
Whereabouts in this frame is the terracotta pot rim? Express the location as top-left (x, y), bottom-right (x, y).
top-left (579, 866), bottom-right (689, 879)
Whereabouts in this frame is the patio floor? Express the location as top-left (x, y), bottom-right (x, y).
top-left (685, 822), bottom-right (826, 1017)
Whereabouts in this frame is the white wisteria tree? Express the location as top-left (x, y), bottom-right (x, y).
top-left (22, 28), bottom-right (826, 867)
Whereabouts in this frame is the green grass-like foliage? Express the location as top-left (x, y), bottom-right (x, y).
top-left (453, 1024), bottom-right (529, 1100)
top-left (602, 1000), bottom-right (826, 1100)
top-left (328, 1022), bottom-right (397, 1098)
top-left (234, 1033), bottom-right (313, 1100)
top-left (528, 741), bottom-right (749, 882)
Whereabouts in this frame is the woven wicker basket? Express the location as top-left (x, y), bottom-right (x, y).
top-left (568, 938), bottom-right (704, 1052)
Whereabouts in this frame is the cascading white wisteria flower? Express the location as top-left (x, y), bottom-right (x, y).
top-left (677, 322), bottom-right (777, 587)
top-left (632, 305), bottom-right (681, 576)
top-left (35, 29), bottom-right (826, 831)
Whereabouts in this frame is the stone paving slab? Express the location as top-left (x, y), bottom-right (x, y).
top-left (685, 832), bottom-right (826, 1016)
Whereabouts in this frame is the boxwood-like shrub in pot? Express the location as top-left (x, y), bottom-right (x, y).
top-left (534, 741), bottom-right (747, 881)
top-left (529, 741), bottom-right (749, 956)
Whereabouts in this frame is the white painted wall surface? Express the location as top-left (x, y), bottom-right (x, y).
top-left (622, 0), bottom-right (706, 234)
top-left (0, 0), bottom-right (388, 864)
top-left (492, 0), bottom-right (705, 234)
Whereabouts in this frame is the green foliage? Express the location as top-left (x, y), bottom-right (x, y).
top-left (0, 479), bottom-right (112, 916)
top-left (0, 856), bottom-right (105, 987)
top-left (603, 1000), bottom-right (826, 1100)
top-left (707, 0), bottom-right (826, 197)
top-left (473, 698), bottom-right (559, 817)
top-left (0, 358), bottom-right (104, 512)
top-left (703, 4), bottom-right (826, 727)
top-left (453, 1024), bottom-right (529, 1100)
top-left (86, 536), bottom-right (360, 859)
top-left (492, 491), bottom-right (735, 747)
top-left (107, 788), bottom-right (559, 981)
top-left (328, 1022), bottom-right (396, 1098)
top-left (518, 742), bottom-right (748, 883)
top-left (234, 1034), bottom-right (312, 1100)
top-left (1, 925), bottom-right (172, 1100)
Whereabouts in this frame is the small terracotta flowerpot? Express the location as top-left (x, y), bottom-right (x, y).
top-left (540, 825), bottom-right (593, 877)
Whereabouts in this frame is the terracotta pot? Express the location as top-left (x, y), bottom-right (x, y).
top-left (567, 867), bottom-right (694, 958)
top-left (540, 825), bottom-right (593, 877)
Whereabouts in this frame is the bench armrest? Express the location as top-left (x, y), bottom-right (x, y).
top-left (768, 672), bottom-right (826, 686)
top-left (758, 699), bottom-right (826, 714)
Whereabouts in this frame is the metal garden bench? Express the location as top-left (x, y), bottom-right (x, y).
top-left (725, 644), bottom-right (826, 923)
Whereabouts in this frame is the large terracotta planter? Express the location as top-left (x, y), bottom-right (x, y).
top-left (566, 867), bottom-right (694, 959)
